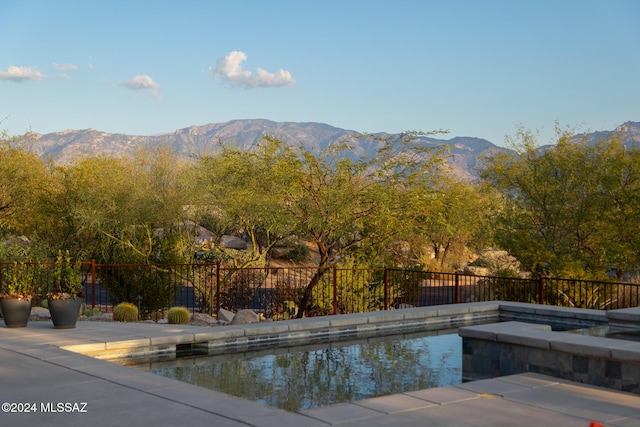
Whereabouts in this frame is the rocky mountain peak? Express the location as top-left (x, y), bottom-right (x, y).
top-left (14, 119), bottom-right (638, 179)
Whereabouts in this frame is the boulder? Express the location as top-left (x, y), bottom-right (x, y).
top-left (464, 265), bottom-right (491, 276)
top-left (270, 246), bottom-right (291, 259)
top-left (217, 308), bottom-right (235, 323)
top-left (30, 306), bottom-right (51, 319)
top-left (466, 249), bottom-right (521, 275)
top-left (191, 312), bottom-right (218, 326)
top-left (230, 309), bottom-right (260, 325)
top-left (219, 235), bottom-right (247, 250)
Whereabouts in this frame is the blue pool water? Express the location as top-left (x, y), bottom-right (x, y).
top-left (132, 331), bottom-right (462, 411)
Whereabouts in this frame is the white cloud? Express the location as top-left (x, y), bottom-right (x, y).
top-left (211, 51), bottom-right (296, 89)
top-left (0, 65), bottom-right (45, 82)
top-left (53, 62), bottom-right (78, 71)
top-left (122, 74), bottom-right (159, 90)
top-left (120, 74), bottom-right (161, 99)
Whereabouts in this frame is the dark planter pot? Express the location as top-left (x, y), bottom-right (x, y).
top-left (0, 298), bottom-right (32, 328)
top-left (48, 299), bottom-right (82, 329)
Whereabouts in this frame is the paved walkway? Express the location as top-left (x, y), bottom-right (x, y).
top-left (1, 320), bottom-right (639, 427)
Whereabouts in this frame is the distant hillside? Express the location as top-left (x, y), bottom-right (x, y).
top-left (16, 119), bottom-right (639, 180)
top-left (577, 121), bottom-right (640, 147)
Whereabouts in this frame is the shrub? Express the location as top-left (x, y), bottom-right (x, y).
top-left (286, 242), bottom-right (309, 263)
top-left (112, 302), bottom-right (138, 322)
top-left (167, 306), bottom-right (191, 324)
top-left (80, 303), bottom-right (101, 317)
top-left (105, 265), bottom-right (182, 319)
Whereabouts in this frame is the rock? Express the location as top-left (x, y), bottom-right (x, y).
top-left (270, 247), bottom-right (291, 259)
top-left (30, 306), bottom-right (51, 319)
top-left (219, 235), bottom-right (247, 250)
top-left (191, 312), bottom-right (218, 326)
top-left (217, 308), bottom-right (235, 323)
top-left (464, 265), bottom-right (491, 276)
top-left (4, 235), bottom-right (30, 247)
top-left (230, 309), bottom-right (260, 325)
top-left (86, 313), bottom-right (113, 321)
top-left (467, 250), bottom-right (521, 275)
top-left (397, 303), bottom-right (415, 309)
top-left (196, 234), bottom-right (215, 248)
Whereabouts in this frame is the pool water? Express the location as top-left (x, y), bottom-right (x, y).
top-left (132, 331), bottom-right (462, 411)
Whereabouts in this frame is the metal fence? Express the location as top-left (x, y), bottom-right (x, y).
top-left (1, 261), bottom-right (639, 319)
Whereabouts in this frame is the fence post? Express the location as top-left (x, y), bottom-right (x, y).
top-left (538, 274), bottom-right (545, 305)
top-left (455, 271), bottom-right (461, 304)
top-left (333, 266), bottom-right (338, 315)
top-left (384, 266), bottom-right (389, 310)
top-left (91, 259), bottom-right (96, 308)
top-left (215, 261), bottom-right (221, 313)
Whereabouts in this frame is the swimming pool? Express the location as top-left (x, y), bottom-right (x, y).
top-left (131, 330), bottom-right (462, 411)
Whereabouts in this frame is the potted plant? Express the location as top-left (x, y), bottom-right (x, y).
top-left (46, 250), bottom-right (84, 329)
top-left (0, 262), bottom-right (36, 328)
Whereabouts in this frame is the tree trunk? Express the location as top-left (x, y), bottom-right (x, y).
top-left (297, 239), bottom-right (333, 318)
top-left (296, 268), bottom-right (326, 318)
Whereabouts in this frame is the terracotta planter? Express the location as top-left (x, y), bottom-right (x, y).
top-left (48, 299), bottom-right (82, 329)
top-left (0, 298), bottom-right (32, 328)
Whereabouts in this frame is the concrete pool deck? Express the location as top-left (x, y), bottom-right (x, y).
top-left (1, 305), bottom-right (640, 426)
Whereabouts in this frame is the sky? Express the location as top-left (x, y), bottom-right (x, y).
top-left (1, 0), bottom-right (638, 147)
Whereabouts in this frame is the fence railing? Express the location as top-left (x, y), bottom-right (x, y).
top-left (1, 261), bottom-right (639, 319)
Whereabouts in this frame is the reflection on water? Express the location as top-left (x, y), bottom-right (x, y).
top-left (133, 331), bottom-right (461, 411)
top-left (565, 325), bottom-right (640, 342)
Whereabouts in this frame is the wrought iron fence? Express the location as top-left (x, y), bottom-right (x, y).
top-left (1, 261), bottom-right (639, 319)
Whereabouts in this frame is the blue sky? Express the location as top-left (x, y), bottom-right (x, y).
top-left (1, 0), bottom-right (638, 146)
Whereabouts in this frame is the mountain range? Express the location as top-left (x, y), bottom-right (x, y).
top-left (17, 119), bottom-right (640, 180)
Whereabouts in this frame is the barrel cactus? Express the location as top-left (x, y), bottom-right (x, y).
top-left (112, 302), bottom-right (139, 322)
top-left (167, 306), bottom-right (191, 324)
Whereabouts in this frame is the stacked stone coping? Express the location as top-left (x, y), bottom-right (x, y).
top-left (606, 306), bottom-right (640, 329)
top-left (498, 302), bottom-right (609, 329)
top-left (61, 302), bottom-right (501, 361)
top-left (459, 320), bottom-right (640, 393)
top-left (462, 303), bottom-right (640, 364)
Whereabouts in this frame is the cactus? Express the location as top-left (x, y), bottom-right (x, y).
top-left (80, 303), bottom-right (101, 317)
top-left (167, 306), bottom-right (191, 324)
top-left (112, 302), bottom-right (139, 322)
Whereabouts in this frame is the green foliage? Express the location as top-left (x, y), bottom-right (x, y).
top-left (194, 139), bottom-right (298, 269)
top-left (280, 300), bottom-right (298, 319)
top-left (0, 135), bottom-right (50, 236)
top-left (0, 262), bottom-right (36, 299)
top-left (48, 250), bottom-right (83, 300)
top-left (194, 132), bottom-right (449, 317)
top-left (112, 302), bottom-right (139, 322)
top-left (480, 124), bottom-right (640, 278)
top-left (81, 304), bottom-right (101, 317)
top-left (167, 306), bottom-right (191, 324)
top-left (106, 262), bottom-right (182, 318)
top-left (406, 178), bottom-right (498, 271)
top-left (260, 133), bottom-right (448, 316)
top-left (284, 241), bottom-right (309, 263)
